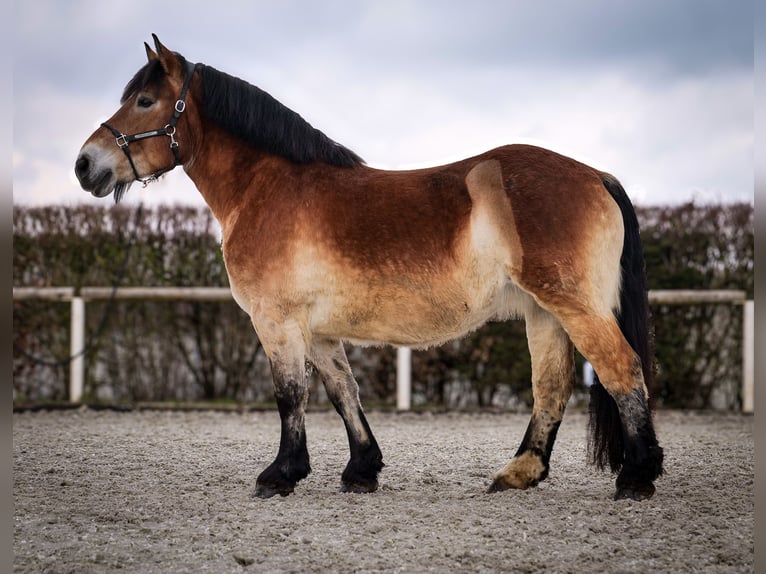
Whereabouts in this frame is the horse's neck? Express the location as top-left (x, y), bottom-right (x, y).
top-left (184, 124), bottom-right (267, 225)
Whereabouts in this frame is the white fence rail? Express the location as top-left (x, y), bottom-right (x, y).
top-left (13, 287), bottom-right (754, 413)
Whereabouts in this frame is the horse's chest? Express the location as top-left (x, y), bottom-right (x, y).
top-left (220, 243), bottom-right (255, 317)
top-left (228, 279), bottom-right (252, 317)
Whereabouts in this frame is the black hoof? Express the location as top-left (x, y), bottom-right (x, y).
top-left (614, 481), bottom-right (655, 501)
top-left (486, 479), bottom-right (511, 494)
top-left (339, 448), bottom-right (383, 495)
top-left (254, 455), bottom-right (310, 499)
top-left (339, 480), bottom-right (378, 494)
top-left (253, 482), bottom-right (294, 499)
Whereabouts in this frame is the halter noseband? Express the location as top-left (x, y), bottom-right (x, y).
top-left (101, 61), bottom-right (198, 187)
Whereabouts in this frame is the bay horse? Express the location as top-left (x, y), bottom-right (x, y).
top-left (75, 35), bottom-right (663, 500)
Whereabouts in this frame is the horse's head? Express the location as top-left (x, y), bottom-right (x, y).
top-left (75, 34), bottom-right (196, 202)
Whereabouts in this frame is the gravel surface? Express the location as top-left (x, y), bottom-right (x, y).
top-left (13, 408), bottom-right (753, 573)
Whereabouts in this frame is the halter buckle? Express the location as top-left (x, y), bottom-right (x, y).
top-left (115, 134), bottom-right (129, 148)
top-left (175, 100), bottom-right (186, 114)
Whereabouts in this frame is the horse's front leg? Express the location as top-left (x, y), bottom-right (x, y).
top-left (310, 338), bottom-right (384, 493)
top-left (252, 313), bottom-right (311, 498)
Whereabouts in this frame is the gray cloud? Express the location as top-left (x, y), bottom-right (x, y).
top-left (13, 0), bottom-right (754, 207)
top-left (15, 1), bottom-right (752, 90)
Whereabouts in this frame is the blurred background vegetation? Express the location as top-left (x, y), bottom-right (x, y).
top-left (13, 202), bottom-right (753, 410)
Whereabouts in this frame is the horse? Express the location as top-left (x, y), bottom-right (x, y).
top-left (75, 35), bottom-right (663, 501)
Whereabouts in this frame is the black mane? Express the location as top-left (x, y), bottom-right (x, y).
top-left (197, 64), bottom-right (364, 167)
top-left (121, 55), bottom-right (364, 167)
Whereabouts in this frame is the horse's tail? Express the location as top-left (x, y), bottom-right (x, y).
top-left (587, 173), bottom-right (654, 473)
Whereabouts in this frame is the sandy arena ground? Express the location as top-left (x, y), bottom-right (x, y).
top-left (13, 408), bottom-right (753, 573)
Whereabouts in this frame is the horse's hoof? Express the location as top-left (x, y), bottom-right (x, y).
top-left (487, 475), bottom-right (539, 493)
top-left (614, 482), bottom-right (655, 501)
top-left (339, 481), bottom-right (378, 494)
top-left (486, 479), bottom-right (511, 494)
top-left (253, 483), bottom-right (294, 499)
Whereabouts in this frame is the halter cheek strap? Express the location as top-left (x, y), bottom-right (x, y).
top-left (101, 60), bottom-right (198, 186)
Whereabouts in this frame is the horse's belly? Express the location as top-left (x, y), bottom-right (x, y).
top-left (309, 274), bottom-right (531, 348)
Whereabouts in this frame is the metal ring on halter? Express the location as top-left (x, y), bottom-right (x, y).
top-left (165, 125), bottom-right (178, 148)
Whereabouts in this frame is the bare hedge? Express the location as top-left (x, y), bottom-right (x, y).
top-left (13, 202), bottom-right (753, 409)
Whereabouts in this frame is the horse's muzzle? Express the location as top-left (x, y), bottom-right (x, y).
top-left (75, 152), bottom-right (113, 198)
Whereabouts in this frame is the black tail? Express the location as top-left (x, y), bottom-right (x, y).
top-left (588, 173), bottom-right (654, 473)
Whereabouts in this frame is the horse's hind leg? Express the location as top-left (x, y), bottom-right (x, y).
top-left (558, 311), bottom-right (663, 500)
top-left (252, 311), bottom-right (312, 498)
top-left (488, 305), bottom-right (575, 492)
top-left (310, 339), bottom-right (384, 493)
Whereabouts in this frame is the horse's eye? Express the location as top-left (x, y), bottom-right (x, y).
top-left (137, 96), bottom-right (154, 108)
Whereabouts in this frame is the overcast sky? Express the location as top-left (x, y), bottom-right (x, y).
top-left (13, 0), bottom-right (754, 208)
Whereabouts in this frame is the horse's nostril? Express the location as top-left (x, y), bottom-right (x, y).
top-left (75, 155), bottom-right (90, 180)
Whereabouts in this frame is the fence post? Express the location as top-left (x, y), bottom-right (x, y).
top-left (396, 346), bottom-right (412, 410)
top-left (742, 300), bottom-right (754, 414)
top-left (70, 297), bottom-right (85, 403)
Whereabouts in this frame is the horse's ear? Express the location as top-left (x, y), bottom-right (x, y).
top-left (152, 33), bottom-right (166, 57)
top-left (150, 33), bottom-right (182, 77)
top-left (145, 42), bottom-right (158, 62)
